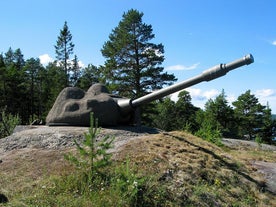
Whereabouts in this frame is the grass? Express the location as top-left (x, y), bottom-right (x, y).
top-left (0, 130), bottom-right (275, 206)
top-left (115, 131), bottom-right (275, 206)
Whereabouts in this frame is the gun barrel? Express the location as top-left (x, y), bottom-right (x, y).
top-left (118, 54), bottom-right (254, 113)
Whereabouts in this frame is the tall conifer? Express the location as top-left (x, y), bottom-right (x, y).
top-left (101, 9), bottom-right (176, 99)
top-left (101, 9), bottom-right (176, 124)
top-left (55, 21), bottom-right (75, 86)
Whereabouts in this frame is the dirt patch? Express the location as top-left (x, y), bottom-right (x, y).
top-left (0, 148), bottom-right (72, 178)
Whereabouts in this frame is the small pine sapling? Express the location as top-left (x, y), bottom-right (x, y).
top-left (64, 113), bottom-right (114, 183)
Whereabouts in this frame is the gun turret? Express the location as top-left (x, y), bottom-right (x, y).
top-left (46, 54), bottom-right (254, 126)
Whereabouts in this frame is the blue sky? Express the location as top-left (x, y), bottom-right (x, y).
top-left (1, 0), bottom-right (276, 113)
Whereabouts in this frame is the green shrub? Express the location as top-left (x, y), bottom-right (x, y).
top-left (23, 113), bottom-right (171, 206)
top-left (0, 108), bottom-right (21, 138)
top-left (195, 121), bottom-right (223, 146)
top-left (62, 113), bottom-right (163, 206)
top-left (255, 134), bottom-right (263, 149)
top-left (64, 113), bottom-right (114, 187)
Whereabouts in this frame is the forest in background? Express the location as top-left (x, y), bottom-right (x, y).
top-left (0, 9), bottom-right (275, 143)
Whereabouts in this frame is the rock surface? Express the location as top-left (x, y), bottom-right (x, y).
top-left (251, 161), bottom-right (276, 195)
top-left (0, 125), bottom-right (160, 155)
top-left (222, 138), bottom-right (276, 151)
top-left (222, 138), bottom-right (276, 194)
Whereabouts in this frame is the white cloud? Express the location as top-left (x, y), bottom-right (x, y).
top-left (70, 60), bottom-right (85, 68)
top-left (226, 94), bottom-right (236, 104)
top-left (255, 89), bottom-right (275, 97)
top-left (39, 54), bottom-right (53, 65)
top-left (186, 88), bottom-right (205, 100)
top-left (39, 54), bottom-right (86, 68)
top-left (185, 88), bottom-right (219, 101)
top-left (203, 89), bottom-right (220, 99)
top-left (254, 89), bottom-right (276, 112)
top-left (170, 87), bottom-right (219, 109)
top-left (166, 63), bottom-right (200, 71)
top-left (78, 60), bottom-right (85, 68)
top-left (272, 40), bottom-right (276, 46)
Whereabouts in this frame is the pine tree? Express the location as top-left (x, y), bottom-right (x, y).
top-left (3, 48), bottom-right (27, 123)
top-left (14, 48), bottom-right (25, 70)
top-left (232, 90), bottom-right (266, 139)
top-left (175, 90), bottom-right (199, 132)
top-left (4, 47), bottom-right (14, 65)
top-left (23, 58), bottom-right (44, 120)
top-left (101, 9), bottom-right (176, 98)
top-left (204, 90), bottom-right (235, 136)
top-left (0, 54), bottom-right (6, 108)
top-left (70, 55), bottom-right (81, 86)
top-left (259, 103), bottom-right (274, 143)
top-left (76, 64), bottom-right (101, 90)
top-left (55, 21), bottom-right (75, 86)
top-left (101, 9), bottom-right (176, 124)
top-left (44, 62), bottom-right (67, 111)
top-left (152, 98), bottom-right (176, 131)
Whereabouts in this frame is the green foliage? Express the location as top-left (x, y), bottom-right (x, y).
top-left (70, 55), bottom-right (81, 86)
top-left (183, 121), bottom-right (193, 133)
top-left (39, 113), bottom-right (167, 206)
top-left (152, 98), bottom-right (176, 131)
top-left (259, 105), bottom-right (275, 144)
top-left (64, 113), bottom-right (114, 184)
top-left (110, 159), bottom-right (146, 206)
top-left (0, 107), bottom-right (21, 138)
top-left (101, 9), bottom-right (176, 99)
top-left (23, 157), bottom-right (169, 207)
top-left (195, 121), bottom-right (223, 146)
top-left (75, 64), bottom-right (101, 90)
top-left (204, 90), bottom-right (235, 137)
top-left (231, 90), bottom-right (275, 143)
top-left (100, 9), bottom-right (176, 125)
top-left (175, 90), bottom-right (199, 132)
top-left (151, 91), bottom-right (199, 132)
top-left (232, 90), bottom-right (266, 139)
top-left (44, 62), bottom-right (67, 107)
top-left (192, 89), bottom-right (274, 144)
top-left (55, 21), bottom-right (75, 86)
top-left (23, 57), bottom-right (45, 121)
top-left (1, 48), bottom-right (29, 123)
top-left (255, 134), bottom-right (263, 150)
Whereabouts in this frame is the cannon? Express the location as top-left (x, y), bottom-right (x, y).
top-left (46, 54), bottom-right (254, 126)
